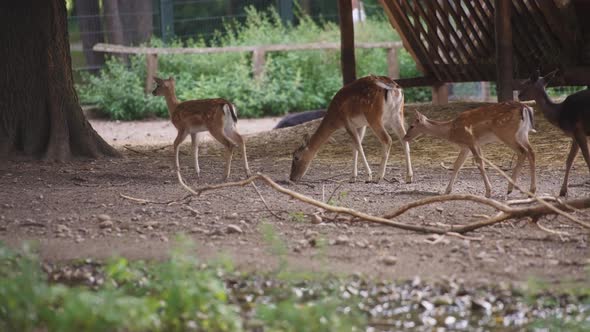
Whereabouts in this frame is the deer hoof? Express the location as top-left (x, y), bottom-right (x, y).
top-left (559, 188), bottom-right (568, 197)
top-left (349, 176), bottom-right (357, 183)
top-left (405, 174), bottom-right (413, 183)
top-left (485, 191), bottom-right (492, 198)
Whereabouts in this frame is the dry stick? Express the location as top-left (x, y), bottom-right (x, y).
top-left (535, 219), bottom-right (570, 238)
top-left (383, 194), bottom-right (512, 219)
top-left (123, 145), bottom-right (150, 156)
top-left (250, 182), bottom-right (284, 220)
top-left (326, 182), bottom-right (344, 204)
top-left (176, 170), bottom-right (449, 234)
top-left (480, 156), bottom-right (590, 229)
top-left (119, 193), bottom-right (191, 205)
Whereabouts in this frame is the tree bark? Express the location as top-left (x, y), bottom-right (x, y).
top-left (118, 0), bottom-right (153, 45)
top-left (75, 0), bottom-right (105, 72)
top-left (103, 0), bottom-right (126, 45)
top-left (0, 0), bottom-right (120, 160)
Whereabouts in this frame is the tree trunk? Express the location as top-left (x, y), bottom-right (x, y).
top-left (103, 0), bottom-right (126, 45)
top-left (0, 0), bottom-right (120, 160)
top-left (118, 0), bottom-right (153, 45)
top-left (75, 0), bottom-right (105, 73)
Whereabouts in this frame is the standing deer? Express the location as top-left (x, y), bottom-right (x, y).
top-left (518, 70), bottom-right (590, 196)
top-left (289, 75), bottom-right (413, 183)
top-left (403, 102), bottom-right (536, 197)
top-left (152, 76), bottom-right (250, 181)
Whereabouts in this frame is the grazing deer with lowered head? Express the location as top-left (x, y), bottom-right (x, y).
top-left (152, 77), bottom-right (250, 181)
top-left (518, 70), bottom-right (590, 196)
top-left (290, 75), bottom-right (413, 183)
top-left (403, 102), bottom-right (536, 197)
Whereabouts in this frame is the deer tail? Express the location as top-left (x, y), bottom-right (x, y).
top-left (522, 105), bottom-right (536, 133)
top-left (224, 103), bottom-right (238, 124)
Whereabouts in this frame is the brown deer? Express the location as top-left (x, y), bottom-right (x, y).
top-left (152, 77), bottom-right (250, 181)
top-left (289, 75), bottom-right (413, 183)
top-left (403, 102), bottom-right (536, 197)
top-left (518, 70), bottom-right (590, 196)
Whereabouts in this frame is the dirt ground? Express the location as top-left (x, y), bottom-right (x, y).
top-left (1, 102), bottom-right (589, 287)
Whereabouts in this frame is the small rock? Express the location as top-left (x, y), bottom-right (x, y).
top-left (159, 235), bottom-right (169, 242)
top-left (310, 214), bottom-right (322, 224)
top-left (381, 255), bottom-right (398, 266)
top-left (99, 220), bottom-right (113, 229)
top-left (97, 214), bottom-right (111, 222)
top-left (444, 316), bottom-right (457, 326)
top-left (435, 207), bottom-right (444, 213)
top-left (334, 235), bottom-right (350, 245)
top-left (227, 212), bottom-right (239, 220)
top-left (304, 229), bottom-right (319, 239)
top-left (189, 227), bottom-right (206, 234)
top-left (226, 224), bottom-right (243, 234)
top-left (355, 240), bottom-right (368, 248)
top-left (56, 224), bottom-right (70, 233)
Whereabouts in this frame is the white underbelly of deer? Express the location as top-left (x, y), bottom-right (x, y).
top-left (350, 114), bottom-right (368, 128)
top-left (476, 132), bottom-right (501, 145)
top-left (188, 125), bottom-right (207, 134)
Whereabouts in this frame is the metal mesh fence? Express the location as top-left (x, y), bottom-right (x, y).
top-left (68, 0), bottom-right (584, 100)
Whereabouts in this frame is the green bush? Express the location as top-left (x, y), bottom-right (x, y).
top-left (77, 6), bottom-right (430, 120)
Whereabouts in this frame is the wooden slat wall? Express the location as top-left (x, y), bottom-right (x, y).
top-left (380, 0), bottom-right (580, 83)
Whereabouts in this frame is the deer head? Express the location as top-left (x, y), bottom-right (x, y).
top-left (152, 76), bottom-right (175, 96)
top-left (289, 133), bottom-right (313, 181)
top-left (518, 69), bottom-right (558, 101)
top-left (403, 111), bottom-right (428, 142)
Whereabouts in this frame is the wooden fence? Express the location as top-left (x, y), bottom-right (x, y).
top-left (93, 41), bottom-right (403, 93)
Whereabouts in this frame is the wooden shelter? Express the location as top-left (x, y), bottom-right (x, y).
top-left (338, 0), bottom-right (590, 102)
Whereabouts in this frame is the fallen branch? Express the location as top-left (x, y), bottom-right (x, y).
top-left (175, 169), bottom-right (590, 235)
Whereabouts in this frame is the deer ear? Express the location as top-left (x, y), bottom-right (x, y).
top-left (168, 76), bottom-right (174, 81)
top-left (414, 111), bottom-right (426, 122)
top-left (531, 70), bottom-right (540, 81)
top-left (302, 133), bottom-right (311, 145)
top-left (542, 69), bottom-right (558, 86)
top-left (154, 77), bottom-right (163, 83)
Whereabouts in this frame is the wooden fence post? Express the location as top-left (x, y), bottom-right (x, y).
top-left (387, 47), bottom-right (399, 79)
top-left (145, 53), bottom-right (158, 94)
top-left (431, 82), bottom-right (448, 105)
top-left (252, 47), bottom-right (266, 79)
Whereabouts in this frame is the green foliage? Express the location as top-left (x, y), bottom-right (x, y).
top-left (0, 241), bottom-right (239, 332)
top-left (289, 211), bottom-right (306, 223)
top-left (77, 7), bottom-right (429, 120)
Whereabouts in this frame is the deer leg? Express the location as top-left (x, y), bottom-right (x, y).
top-left (506, 152), bottom-right (525, 195)
top-left (574, 128), bottom-right (590, 171)
top-left (345, 123), bottom-right (372, 182)
top-left (173, 130), bottom-right (189, 172)
top-left (445, 148), bottom-right (469, 195)
top-left (525, 144), bottom-right (536, 194)
top-left (208, 125), bottom-right (235, 181)
top-left (560, 140), bottom-right (579, 196)
top-left (391, 113), bottom-right (413, 183)
top-left (190, 133), bottom-right (200, 177)
top-left (225, 128), bottom-right (251, 177)
top-left (368, 123), bottom-right (392, 183)
top-left (470, 146), bottom-right (492, 198)
top-left (351, 126), bottom-right (366, 182)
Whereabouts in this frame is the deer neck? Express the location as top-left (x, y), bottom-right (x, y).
top-left (303, 122), bottom-right (337, 159)
top-left (534, 88), bottom-right (562, 125)
top-left (163, 90), bottom-right (180, 117)
top-left (424, 119), bottom-right (453, 140)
